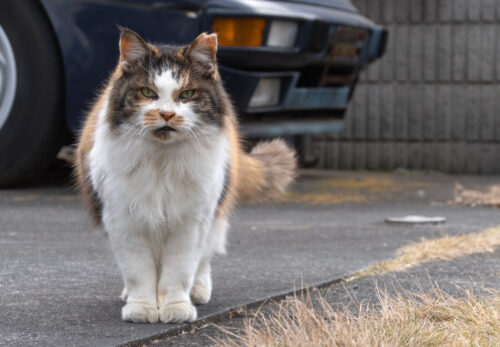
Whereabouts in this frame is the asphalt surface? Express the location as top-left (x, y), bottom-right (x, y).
top-left (1, 169), bottom-right (499, 346)
top-left (158, 250), bottom-right (500, 347)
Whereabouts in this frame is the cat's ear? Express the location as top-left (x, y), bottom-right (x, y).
top-left (186, 33), bottom-right (218, 76)
top-left (119, 28), bottom-right (149, 72)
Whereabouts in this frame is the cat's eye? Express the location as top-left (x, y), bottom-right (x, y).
top-left (179, 90), bottom-right (195, 99)
top-left (141, 87), bottom-right (158, 98)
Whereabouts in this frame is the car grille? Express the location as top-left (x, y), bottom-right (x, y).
top-left (298, 26), bottom-right (369, 88)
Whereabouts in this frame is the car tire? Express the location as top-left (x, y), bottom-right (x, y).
top-left (0, 0), bottom-right (67, 187)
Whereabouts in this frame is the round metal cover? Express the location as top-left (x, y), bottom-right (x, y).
top-left (385, 215), bottom-right (447, 224)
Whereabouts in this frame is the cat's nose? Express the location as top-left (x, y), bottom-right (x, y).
top-left (159, 111), bottom-right (175, 122)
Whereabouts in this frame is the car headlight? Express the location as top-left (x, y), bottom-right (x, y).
top-left (212, 17), bottom-right (298, 48)
top-left (248, 78), bottom-right (281, 108)
top-left (266, 20), bottom-right (298, 48)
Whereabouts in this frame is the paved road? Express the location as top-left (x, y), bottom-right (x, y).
top-left (161, 249), bottom-right (500, 347)
top-left (0, 170), bottom-right (499, 346)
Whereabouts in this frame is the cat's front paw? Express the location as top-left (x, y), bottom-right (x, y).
top-left (122, 302), bottom-right (158, 323)
top-left (159, 302), bottom-right (197, 323)
top-left (190, 282), bottom-right (211, 305)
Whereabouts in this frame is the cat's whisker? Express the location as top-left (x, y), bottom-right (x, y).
top-left (189, 124), bottom-right (209, 152)
top-left (186, 128), bottom-right (202, 151)
top-left (129, 126), bottom-right (144, 140)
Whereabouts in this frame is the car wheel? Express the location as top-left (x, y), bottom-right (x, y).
top-left (0, 0), bottom-right (67, 187)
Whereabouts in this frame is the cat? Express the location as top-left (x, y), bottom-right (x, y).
top-left (74, 28), bottom-right (296, 324)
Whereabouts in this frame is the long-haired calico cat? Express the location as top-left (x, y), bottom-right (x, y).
top-left (75, 29), bottom-right (296, 324)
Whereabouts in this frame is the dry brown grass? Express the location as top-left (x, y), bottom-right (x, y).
top-left (451, 183), bottom-right (500, 208)
top-left (217, 226), bottom-right (500, 347)
top-left (218, 286), bottom-right (500, 347)
top-left (349, 226), bottom-right (500, 281)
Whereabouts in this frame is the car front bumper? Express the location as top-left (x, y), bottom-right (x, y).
top-left (220, 66), bottom-right (351, 114)
top-left (205, 0), bottom-right (387, 136)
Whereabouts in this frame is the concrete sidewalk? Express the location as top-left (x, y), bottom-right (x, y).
top-left (0, 170), bottom-right (499, 346)
top-left (158, 249), bottom-right (500, 347)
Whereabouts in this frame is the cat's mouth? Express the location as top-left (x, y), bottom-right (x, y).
top-left (153, 125), bottom-right (177, 138)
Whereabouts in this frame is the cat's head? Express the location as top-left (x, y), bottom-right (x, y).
top-left (107, 28), bottom-right (229, 143)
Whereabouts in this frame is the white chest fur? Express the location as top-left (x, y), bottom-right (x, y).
top-left (88, 108), bottom-right (228, 233)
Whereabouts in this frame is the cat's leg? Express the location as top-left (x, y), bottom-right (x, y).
top-left (107, 226), bottom-right (158, 323)
top-left (190, 216), bottom-right (228, 305)
top-left (157, 220), bottom-right (207, 323)
top-left (190, 258), bottom-right (212, 305)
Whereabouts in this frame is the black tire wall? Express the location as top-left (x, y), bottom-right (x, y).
top-left (0, 0), bottom-right (67, 186)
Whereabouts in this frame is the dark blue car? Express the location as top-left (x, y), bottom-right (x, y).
top-left (0, 0), bottom-right (386, 185)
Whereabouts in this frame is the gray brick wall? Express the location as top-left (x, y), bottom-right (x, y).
top-left (311, 0), bottom-right (500, 173)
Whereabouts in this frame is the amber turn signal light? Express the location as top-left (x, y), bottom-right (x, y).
top-left (212, 17), bottom-right (266, 47)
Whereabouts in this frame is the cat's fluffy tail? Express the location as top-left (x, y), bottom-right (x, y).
top-left (238, 139), bottom-right (297, 202)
